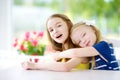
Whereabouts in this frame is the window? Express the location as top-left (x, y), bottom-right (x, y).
top-left (0, 0), bottom-right (12, 51)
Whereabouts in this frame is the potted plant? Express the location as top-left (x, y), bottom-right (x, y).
top-left (13, 31), bottom-right (46, 63)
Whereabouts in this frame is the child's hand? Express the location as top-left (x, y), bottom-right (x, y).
top-left (21, 61), bottom-right (37, 70)
top-left (54, 54), bottom-right (62, 61)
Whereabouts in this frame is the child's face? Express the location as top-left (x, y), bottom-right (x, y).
top-left (47, 17), bottom-right (69, 43)
top-left (71, 25), bottom-right (96, 47)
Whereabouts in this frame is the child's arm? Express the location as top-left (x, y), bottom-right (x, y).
top-left (21, 57), bottom-right (86, 71)
top-left (55, 47), bottom-right (99, 59)
top-left (37, 57), bottom-right (86, 71)
top-left (55, 41), bottom-right (111, 61)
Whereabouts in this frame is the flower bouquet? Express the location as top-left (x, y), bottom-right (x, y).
top-left (13, 31), bottom-right (46, 56)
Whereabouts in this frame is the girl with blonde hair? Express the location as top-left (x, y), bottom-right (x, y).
top-left (55, 20), bottom-right (119, 70)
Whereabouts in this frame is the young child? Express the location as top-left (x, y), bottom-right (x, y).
top-left (55, 21), bottom-right (120, 70)
top-left (21, 14), bottom-right (89, 71)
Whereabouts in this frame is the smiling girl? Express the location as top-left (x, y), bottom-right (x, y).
top-left (21, 14), bottom-right (89, 71)
top-left (55, 21), bottom-right (119, 70)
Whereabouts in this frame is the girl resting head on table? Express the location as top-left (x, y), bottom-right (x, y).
top-left (55, 20), bottom-right (120, 70)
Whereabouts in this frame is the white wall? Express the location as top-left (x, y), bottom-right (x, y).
top-left (0, 0), bottom-right (12, 51)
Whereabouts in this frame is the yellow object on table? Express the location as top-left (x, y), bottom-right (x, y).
top-left (73, 62), bottom-right (89, 70)
top-left (61, 58), bottom-right (89, 71)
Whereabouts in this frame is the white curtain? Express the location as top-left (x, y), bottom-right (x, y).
top-left (0, 0), bottom-right (12, 51)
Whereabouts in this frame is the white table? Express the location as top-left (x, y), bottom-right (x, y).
top-left (0, 65), bottom-right (120, 80)
top-left (0, 48), bottom-right (120, 80)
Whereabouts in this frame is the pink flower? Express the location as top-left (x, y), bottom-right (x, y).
top-left (13, 42), bottom-right (18, 47)
top-left (20, 44), bottom-right (27, 51)
top-left (33, 31), bottom-right (37, 35)
top-left (25, 32), bottom-right (30, 41)
top-left (31, 39), bottom-right (38, 46)
top-left (38, 31), bottom-right (44, 38)
top-left (13, 38), bottom-right (18, 47)
top-left (13, 31), bottom-right (45, 56)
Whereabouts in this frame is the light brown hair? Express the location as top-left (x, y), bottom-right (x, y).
top-left (46, 14), bottom-right (76, 51)
top-left (71, 21), bottom-right (102, 44)
top-left (71, 21), bottom-right (102, 69)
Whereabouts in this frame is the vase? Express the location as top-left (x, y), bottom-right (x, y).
top-left (29, 56), bottom-right (39, 63)
top-left (19, 53), bottom-right (40, 63)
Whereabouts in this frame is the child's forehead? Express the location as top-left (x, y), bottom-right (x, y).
top-left (49, 17), bottom-right (62, 22)
top-left (72, 25), bottom-right (87, 32)
top-left (47, 18), bottom-right (63, 27)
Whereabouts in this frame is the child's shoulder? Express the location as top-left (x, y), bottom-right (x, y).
top-left (94, 40), bottom-right (112, 50)
top-left (97, 41), bottom-right (109, 45)
top-left (99, 41), bottom-right (113, 48)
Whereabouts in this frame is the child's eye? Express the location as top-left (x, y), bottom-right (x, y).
top-left (82, 33), bottom-right (86, 37)
top-left (57, 25), bottom-right (61, 27)
top-left (49, 29), bottom-right (53, 32)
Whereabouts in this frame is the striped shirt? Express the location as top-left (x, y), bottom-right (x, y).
top-left (92, 41), bottom-right (120, 70)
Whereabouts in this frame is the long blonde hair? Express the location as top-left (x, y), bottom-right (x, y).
top-left (71, 21), bottom-right (102, 69)
top-left (46, 14), bottom-right (76, 51)
top-left (71, 21), bottom-right (102, 44)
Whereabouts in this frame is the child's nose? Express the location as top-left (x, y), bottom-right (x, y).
top-left (53, 29), bottom-right (58, 33)
top-left (81, 39), bottom-right (86, 45)
top-left (82, 39), bottom-right (86, 44)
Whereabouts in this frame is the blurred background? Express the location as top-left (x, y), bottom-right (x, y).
top-left (0, 0), bottom-right (120, 51)
top-left (0, 0), bottom-right (120, 69)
